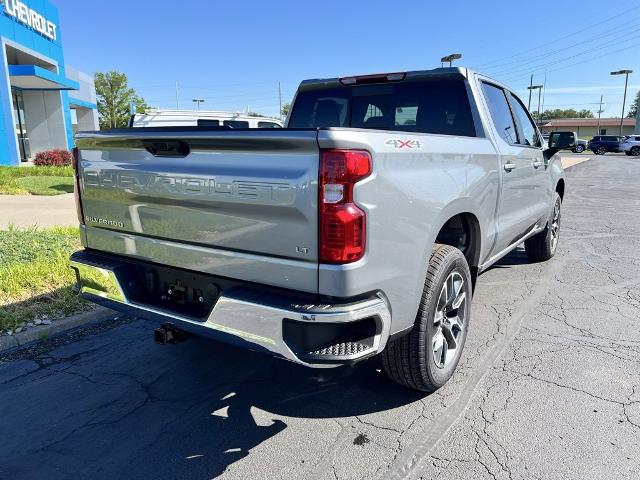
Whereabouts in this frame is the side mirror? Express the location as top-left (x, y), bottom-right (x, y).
top-left (544, 131), bottom-right (576, 160)
top-left (548, 131), bottom-right (575, 149)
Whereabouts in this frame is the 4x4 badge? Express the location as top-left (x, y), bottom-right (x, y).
top-left (385, 139), bottom-right (423, 149)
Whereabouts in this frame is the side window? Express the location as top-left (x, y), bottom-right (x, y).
top-left (288, 90), bottom-right (349, 128)
top-left (223, 120), bottom-right (249, 128)
top-left (509, 93), bottom-right (540, 147)
top-left (257, 121), bottom-right (282, 128)
top-left (395, 105), bottom-right (418, 126)
top-left (481, 83), bottom-right (518, 144)
top-left (352, 99), bottom-right (389, 128)
top-left (197, 119), bottom-right (220, 127)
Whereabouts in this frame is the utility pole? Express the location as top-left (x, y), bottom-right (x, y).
top-left (610, 69), bottom-right (633, 136)
top-left (596, 95), bottom-right (604, 135)
top-left (278, 81), bottom-right (283, 121)
top-left (175, 81), bottom-right (179, 109)
top-left (541, 71), bottom-right (547, 114)
top-left (527, 84), bottom-right (543, 122)
top-left (527, 74), bottom-right (534, 110)
top-left (537, 86), bottom-right (543, 123)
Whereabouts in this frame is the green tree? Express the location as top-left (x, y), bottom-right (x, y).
top-left (281, 102), bottom-right (291, 117)
top-left (627, 90), bottom-right (639, 118)
top-left (533, 108), bottom-right (594, 121)
top-left (95, 71), bottom-right (148, 129)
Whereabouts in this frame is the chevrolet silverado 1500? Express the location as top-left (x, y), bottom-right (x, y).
top-left (70, 67), bottom-right (573, 392)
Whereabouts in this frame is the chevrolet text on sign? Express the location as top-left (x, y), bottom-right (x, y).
top-left (1, 0), bottom-right (57, 41)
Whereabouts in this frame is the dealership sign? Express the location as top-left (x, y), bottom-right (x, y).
top-left (1, 0), bottom-right (57, 41)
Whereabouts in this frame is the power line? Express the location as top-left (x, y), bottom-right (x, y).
top-left (146, 92), bottom-right (278, 103)
top-left (133, 80), bottom-right (299, 91)
top-left (472, 5), bottom-right (640, 70)
top-left (503, 40), bottom-right (640, 84)
top-left (483, 22), bottom-right (640, 77)
top-left (490, 31), bottom-right (640, 79)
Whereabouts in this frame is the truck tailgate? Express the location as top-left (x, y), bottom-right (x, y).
top-left (75, 130), bottom-right (319, 292)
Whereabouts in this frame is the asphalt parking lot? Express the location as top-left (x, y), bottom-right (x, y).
top-left (1, 156), bottom-right (639, 480)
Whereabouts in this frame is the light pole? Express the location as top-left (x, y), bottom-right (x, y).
top-left (610, 69), bottom-right (633, 136)
top-left (440, 53), bottom-right (462, 67)
top-left (192, 98), bottom-right (205, 111)
top-left (527, 84), bottom-right (543, 122)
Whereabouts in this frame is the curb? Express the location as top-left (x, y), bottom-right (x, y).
top-left (0, 306), bottom-right (115, 354)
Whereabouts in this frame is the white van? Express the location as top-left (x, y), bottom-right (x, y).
top-left (129, 110), bottom-right (283, 129)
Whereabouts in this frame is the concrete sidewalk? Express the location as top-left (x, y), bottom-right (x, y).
top-left (0, 193), bottom-right (77, 228)
top-left (561, 155), bottom-right (591, 169)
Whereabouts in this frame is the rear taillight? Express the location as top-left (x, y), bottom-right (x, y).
top-left (72, 147), bottom-right (84, 225)
top-left (319, 149), bottom-right (372, 264)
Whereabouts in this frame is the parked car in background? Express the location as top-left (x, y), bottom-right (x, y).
top-left (129, 110), bottom-right (283, 129)
top-left (587, 135), bottom-right (624, 155)
top-left (572, 138), bottom-right (587, 153)
top-left (620, 135), bottom-right (640, 156)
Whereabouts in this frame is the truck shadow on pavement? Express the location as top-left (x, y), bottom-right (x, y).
top-left (486, 246), bottom-right (532, 270)
top-left (0, 319), bottom-right (424, 480)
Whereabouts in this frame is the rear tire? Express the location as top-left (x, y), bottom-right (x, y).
top-left (596, 146), bottom-right (606, 155)
top-left (525, 192), bottom-right (562, 262)
top-left (381, 244), bottom-right (471, 392)
top-left (574, 145), bottom-right (584, 153)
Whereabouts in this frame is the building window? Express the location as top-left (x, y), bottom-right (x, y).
top-left (11, 90), bottom-right (30, 162)
top-left (600, 128), bottom-right (607, 135)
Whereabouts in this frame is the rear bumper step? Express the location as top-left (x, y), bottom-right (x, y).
top-left (70, 250), bottom-right (391, 367)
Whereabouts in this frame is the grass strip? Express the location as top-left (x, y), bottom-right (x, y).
top-left (0, 226), bottom-right (88, 333)
top-left (0, 166), bottom-right (74, 195)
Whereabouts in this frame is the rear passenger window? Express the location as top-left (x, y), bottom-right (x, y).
top-left (257, 121), bottom-right (282, 128)
top-left (509, 93), bottom-right (540, 147)
top-left (482, 83), bottom-right (518, 144)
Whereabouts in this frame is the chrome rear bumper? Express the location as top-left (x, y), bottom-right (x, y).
top-left (70, 250), bottom-right (391, 367)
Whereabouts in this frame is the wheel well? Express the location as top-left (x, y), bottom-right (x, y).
top-left (435, 213), bottom-right (481, 287)
top-left (556, 179), bottom-right (565, 200)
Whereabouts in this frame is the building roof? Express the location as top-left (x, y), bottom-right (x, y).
top-left (539, 118), bottom-right (636, 127)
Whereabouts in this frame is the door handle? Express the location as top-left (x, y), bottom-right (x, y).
top-left (504, 162), bottom-right (516, 172)
top-left (532, 160), bottom-right (542, 169)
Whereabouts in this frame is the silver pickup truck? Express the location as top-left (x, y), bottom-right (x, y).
top-left (70, 67), bottom-right (573, 392)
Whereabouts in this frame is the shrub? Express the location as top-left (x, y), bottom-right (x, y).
top-left (33, 149), bottom-right (72, 167)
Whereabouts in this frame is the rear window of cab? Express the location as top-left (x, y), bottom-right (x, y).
top-left (288, 78), bottom-right (476, 137)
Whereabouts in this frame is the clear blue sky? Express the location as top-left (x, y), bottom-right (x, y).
top-left (55, 0), bottom-right (640, 119)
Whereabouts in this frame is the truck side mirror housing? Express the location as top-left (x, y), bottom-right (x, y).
top-left (548, 131), bottom-right (575, 149)
top-left (544, 131), bottom-right (576, 160)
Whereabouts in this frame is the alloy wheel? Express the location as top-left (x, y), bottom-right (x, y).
top-left (432, 271), bottom-right (466, 369)
top-left (550, 198), bottom-right (561, 253)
